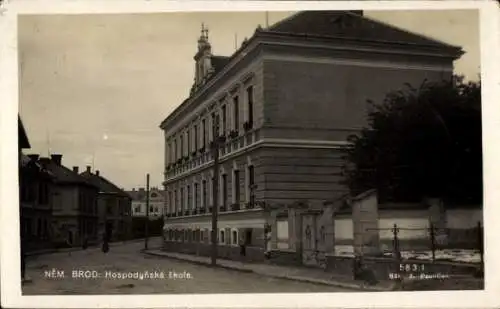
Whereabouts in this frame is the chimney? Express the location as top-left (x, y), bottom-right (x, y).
top-left (133, 188), bottom-right (136, 191)
top-left (28, 154), bottom-right (39, 162)
top-left (139, 187), bottom-right (145, 192)
top-left (51, 154), bottom-right (62, 165)
top-left (73, 166), bottom-right (79, 174)
top-left (96, 170), bottom-right (100, 176)
top-left (86, 166), bottom-right (91, 173)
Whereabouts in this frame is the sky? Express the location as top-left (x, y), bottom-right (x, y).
top-left (17, 10), bottom-right (480, 190)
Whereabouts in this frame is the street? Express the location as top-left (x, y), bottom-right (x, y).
top-left (23, 239), bottom-right (352, 294)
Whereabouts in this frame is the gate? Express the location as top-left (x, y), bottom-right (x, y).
top-left (301, 211), bottom-right (327, 268)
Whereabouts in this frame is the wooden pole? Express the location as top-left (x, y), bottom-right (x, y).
top-left (145, 174), bottom-right (150, 250)
top-left (430, 223), bottom-right (436, 262)
top-left (211, 116), bottom-right (221, 266)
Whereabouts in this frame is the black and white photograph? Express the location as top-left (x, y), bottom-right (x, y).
top-left (1, 1), bottom-right (499, 308)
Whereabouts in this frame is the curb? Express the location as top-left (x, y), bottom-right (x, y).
top-left (143, 251), bottom-right (393, 291)
top-left (144, 251), bottom-right (254, 273)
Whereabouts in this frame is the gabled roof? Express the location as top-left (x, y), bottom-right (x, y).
top-left (267, 11), bottom-right (462, 51)
top-left (39, 158), bottom-right (95, 187)
top-left (160, 10), bottom-right (463, 130)
top-left (80, 171), bottom-right (131, 198)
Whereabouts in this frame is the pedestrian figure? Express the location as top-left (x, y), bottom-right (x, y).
top-left (66, 234), bottom-right (73, 256)
top-left (239, 234), bottom-right (246, 257)
top-left (102, 233), bottom-right (110, 253)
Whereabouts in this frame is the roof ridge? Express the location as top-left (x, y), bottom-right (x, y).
top-left (350, 12), bottom-right (462, 50)
top-left (267, 11), bottom-right (302, 31)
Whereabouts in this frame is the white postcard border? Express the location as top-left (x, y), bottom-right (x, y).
top-left (1, 1), bottom-right (499, 308)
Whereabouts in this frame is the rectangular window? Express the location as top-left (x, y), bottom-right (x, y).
top-left (187, 185), bottom-right (191, 211)
top-left (174, 139), bottom-right (177, 161)
top-left (38, 183), bottom-right (48, 205)
top-left (168, 192), bottom-right (172, 214)
top-left (222, 174), bottom-right (228, 208)
top-left (233, 96), bottom-right (239, 131)
top-left (187, 130), bottom-right (190, 154)
top-left (248, 166), bottom-right (255, 204)
top-left (180, 187), bottom-right (184, 213)
top-left (194, 125), bottom-right (198, 152)
top-left (202, 119), bottom-right (207, 148)
top-left (202, 180), bottom-right (207, 208)
top-left (234, 170), bottom-right (240, 204)
top-left (247, 86), bottom-right (254, 125)
top-left (194, 183), bottom-right (199, 209)
top-left (180, 135), bottom-right (184, 157)
top-left (211, 112), bottom-right (217, 139)
top-left (174, 190), bottom-right (178, 213)
top-left (222, 105), bottom-right (227, 134)
top-left (167, 142), bottom-right (170, 163)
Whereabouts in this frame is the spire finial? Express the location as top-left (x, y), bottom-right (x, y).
top-left (201, 23), bottom-right (209, 39)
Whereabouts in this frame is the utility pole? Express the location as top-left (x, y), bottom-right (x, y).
top-left (145, 173), bottom-right (150, 250)
top-left (211, 115), bottom-right (221, 266)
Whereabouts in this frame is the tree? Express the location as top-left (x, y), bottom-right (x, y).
top-left (344, 76), bottom-right (482, 206)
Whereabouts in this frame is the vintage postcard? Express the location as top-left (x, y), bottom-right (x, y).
top-left (1, 0), bottom-right (499, 308)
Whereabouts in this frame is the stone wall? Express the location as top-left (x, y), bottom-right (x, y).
top-left (265, 249), bottom-right (302, 266)
top-left (351, 189), bottom-right (380, 256)
top-left (334, 206), bottom-right (483, 252)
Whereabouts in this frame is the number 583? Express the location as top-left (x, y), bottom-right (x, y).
top-left (400, 263), bottom-right (424, 272)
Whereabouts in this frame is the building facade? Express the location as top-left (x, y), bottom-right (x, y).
top-left (127, 187), bottom-right (166, 218)
top-left (160, 11), bottom-right (463, 260)
top-left (39, 155), bottom-right (99, 247)
top-left (19, 118), bottom-right (57, 252)
top-left (81, 167), bottom-right (132, 241)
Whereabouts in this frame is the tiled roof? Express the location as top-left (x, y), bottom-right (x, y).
top-left (38, 158), bottom-right (94, 186)
top-left (80, 171), bottom-right (131, 198)
top-left (267, 11), bottom-right (461, 50)
top-left (160, 10), bottom-right (462, 129)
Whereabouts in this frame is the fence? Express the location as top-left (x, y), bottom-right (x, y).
top-left (368, 222), bottom-right (483, 268)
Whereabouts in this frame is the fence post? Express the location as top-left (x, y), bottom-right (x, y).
top-left (392, 223), bottom-right (402, 286)
top-left (430, 223), bottom-right (436, 262)
top-left (477, 221), bottom-right (484, 274)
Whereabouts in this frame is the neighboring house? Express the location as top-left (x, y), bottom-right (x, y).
top-left (39, 155), bottom-right (99, 247)
top-left (159, 11), bottom-right (463, 261)
top-left (18, 117), bottom-right (56, 252)
top-left (80, 167), bottom-right (132, 241)
top-left (126, 187), bottom-right (166, 219)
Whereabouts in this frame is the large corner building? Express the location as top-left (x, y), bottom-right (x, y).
top-left (159, 11), bottom-right (463, 260)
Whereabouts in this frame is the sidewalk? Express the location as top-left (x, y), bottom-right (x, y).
top-left (143, 249), bottom-right (396, 291)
